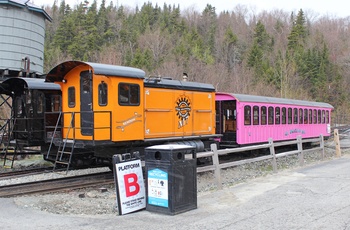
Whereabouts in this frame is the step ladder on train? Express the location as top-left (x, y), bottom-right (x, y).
top-left (53, 138), bottom-right (75, 173)
top-left (0, 117), bottom-right (19, 169)
top-left (51, 112), bottom-right (76, 174)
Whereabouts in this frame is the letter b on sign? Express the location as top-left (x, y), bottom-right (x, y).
top-left (124, 173), bottom-right (140, 197)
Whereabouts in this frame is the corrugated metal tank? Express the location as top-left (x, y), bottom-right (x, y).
top-left (0, 0), bottom-right (51, 77)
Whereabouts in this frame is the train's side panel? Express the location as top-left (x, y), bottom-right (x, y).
top-left (144, 88), bottom-right (215, 139)
top-left (236, 102), bottom-right (332, 145)
top-left (144, 87), bottom-right (178, 138)
top-left (91, 74), bottom-right (113, 141)
top-left (110, 77), bottom-right (144, 142)
top-left (191, 92), bottom-right (215, 135)
top-left (216, 92), bottom-right (333, 146)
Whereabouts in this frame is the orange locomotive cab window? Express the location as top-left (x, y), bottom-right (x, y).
top-left (98, 82), bottom-right (108, 106)
top-left (118, 83), bottom-right (140, 106)
top-left (68, 87), bottom-right (75, 108)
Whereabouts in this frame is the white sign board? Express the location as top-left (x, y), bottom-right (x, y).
top-left (147, 168), bottom-right (169, 207)
top-left (115, 159), bottom-right (146, 215)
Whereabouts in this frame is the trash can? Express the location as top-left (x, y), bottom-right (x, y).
top-left (145, 144), bottom-right (197, 215)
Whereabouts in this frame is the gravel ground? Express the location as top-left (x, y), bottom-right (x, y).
top-left (0, 140), bottom-right (344, 216)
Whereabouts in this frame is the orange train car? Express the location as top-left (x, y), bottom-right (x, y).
top-left (45, 61), bottom-right (218, 167)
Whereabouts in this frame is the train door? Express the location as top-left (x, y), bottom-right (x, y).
top-left (80, 71), bottom-right (93, 136)
top-left (215, 101), bottom-right (222, 133)
top-left (12, 90), bottom-right (45, 143)
top-left (217, 100), bottom-right (237, 144)
top-left (31, 90), bottom-right (45, 141)
top-left (45, 94), bottom-right (61, 141)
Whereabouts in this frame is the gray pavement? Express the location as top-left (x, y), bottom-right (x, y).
top-left (1, 154), bottom-right (350, 229)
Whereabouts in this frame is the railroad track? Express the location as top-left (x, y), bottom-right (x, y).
top-left (0, 172), bottom-right (114, 197)
top-left (0, 167), bottom-right (54, 180)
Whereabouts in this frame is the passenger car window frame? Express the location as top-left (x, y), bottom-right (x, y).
top-left (253, 106), bottom-right (259, 125)
top-left (268, 106), bottom-right (274, 125)
top-left (261, 106), bottom-right (267, 125)
top-left (244, 105), bottom-right (251, 125)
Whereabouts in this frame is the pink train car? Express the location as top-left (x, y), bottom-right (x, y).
top-left (215, 92), bottom-right (334, 147)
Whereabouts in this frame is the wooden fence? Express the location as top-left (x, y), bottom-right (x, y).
top-left (196, 135), bottom-right (326, 190)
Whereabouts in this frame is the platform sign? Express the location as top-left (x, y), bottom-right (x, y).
top-left (113, 155), bottom-right (146, 215)
top-left (147, 168), bottom-right (169, 207)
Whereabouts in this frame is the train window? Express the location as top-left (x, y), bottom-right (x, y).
top-left (326, 111), bottom-right (330, 123)
top-left (244, 105), bottom-right (251, 125)
top-left (253, 106), bottom-right (259, 125)
top-left (52, 95), bottom-right (61, 112)
top-left (68, 87), bottom-right (75, 108)
top-left (304, 109), bottom-right (308, 124)
top-left (322, 110), bottom-right (326, 123)
top-left (275, 107), bottom-right (280, 124)
top-left (81, 72), bottom-right (91, 94)
top-left (15, 97), bottom-right (23, 117)
top-left (313, 109), bottom-right (317, 124)
top-left (26, 91), bottom-right (31, 104)
top-left (98, 82), bottom-right (108, 106)
top-left (299, 108), bottom-right (303, 124)
top-left (268, 106), bottom-right (274, 125)
top-left (37, 93), bottom-right (44, 114)
top-left (288, 108), bottom-right (292, 124)
top-left (261, 106), bottom-right (267, 125)
top-left (119, 83), bottom-right (140, 106)
top-left (309, 109), bottom-right (312, 124)
top-left (282, 107), bottom-right (286, 124)
top-left (293, 108), bottom-right (298, 124)
top-left (318, 110), bottom-right (321, 123)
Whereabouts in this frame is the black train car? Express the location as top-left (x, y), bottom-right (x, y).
top-left (0, 77), bottom-right (61, 153)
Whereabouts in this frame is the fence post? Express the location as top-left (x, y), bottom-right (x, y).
top-left (297, 136), bottom-right (304, 166)
top-left (320, 134), bottom-right (324, 160)
top-left (334, 129), bottom-right (341, 157)
top-left (210, 143), bottom-right (222, 190)
top-left (269, 138), bottom-right (277, 173)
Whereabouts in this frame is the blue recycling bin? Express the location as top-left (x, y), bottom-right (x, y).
top-left (145, 144), bottom-right (197, 215)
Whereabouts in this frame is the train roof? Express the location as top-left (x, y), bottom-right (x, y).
top-left (0, 77), bottom-right (60, 95)
top-left (45, 61), bottom-right (145, 82)
top-left (144, 78), bottom-right (215, 92)
top-left (216, 92), bottom-right (334, 109)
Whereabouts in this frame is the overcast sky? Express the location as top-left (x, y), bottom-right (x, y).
top-left (31, 0), bottom-right (350, 18)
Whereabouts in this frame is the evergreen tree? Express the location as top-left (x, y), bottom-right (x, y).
top-left (247, 21), bottom-right (273, 83)
top-left (287, 9), bottom-right (307, 51)
top-left (41, 2), bottom-right (349, 114)
top-left (200, 4), bottom-right (217, 54)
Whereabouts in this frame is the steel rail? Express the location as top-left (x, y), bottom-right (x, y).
top-left (0, 172), bottom-right (114, 197)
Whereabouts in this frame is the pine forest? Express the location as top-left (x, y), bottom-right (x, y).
top-left (43, 0), bottom-right (350, 117)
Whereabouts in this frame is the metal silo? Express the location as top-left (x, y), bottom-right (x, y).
top-left (0, 0), bottom-right (52, 78)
